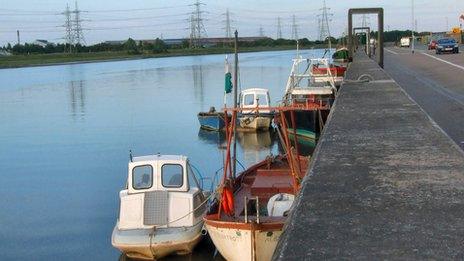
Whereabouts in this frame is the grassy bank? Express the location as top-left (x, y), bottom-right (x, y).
top-left (0, 45), bottom-right (327, 69)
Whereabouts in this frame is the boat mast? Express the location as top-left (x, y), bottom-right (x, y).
top-left (232, 30), bottom-right (238, 178)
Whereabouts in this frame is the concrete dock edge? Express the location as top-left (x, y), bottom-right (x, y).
top-left (273, 52), bottom-right (464, 260)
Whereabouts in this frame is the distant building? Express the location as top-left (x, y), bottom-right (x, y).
top-left (200, 36), bottom-right (271, 47)
top-left (33, 39), bottom-right (55, 47)
top-left (0, 50), bottom-right (12, 56)
top-left (104, 38), bottom-right (186, 46)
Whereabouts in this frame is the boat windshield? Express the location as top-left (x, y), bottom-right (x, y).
top-left (244, 94), bottom-right (255, 105)
top-left (256, 94), bottom-right (268, 106)
top-left (188, 164), bottom-right (201, 190)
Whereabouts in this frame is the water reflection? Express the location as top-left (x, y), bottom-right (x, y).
top-left (120, 237), bottom-right (224, 261)
top-left (68, 80), bottom-right (86, 118)
top-left (0, 49), bottom-right (328, 260)
top-left (192, 64), bottom-right (204, 106)
top-left (291, 140), bottom-right (316, 156)
top-left (197, 128), bottom-right (225, 146)
top-left (237, 130), bottom-right (277, 166)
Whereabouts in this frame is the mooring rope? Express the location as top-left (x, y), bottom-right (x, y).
top-left (343, 73), bottom-right (374, 83)
top-left (149, 226), bottom-right (157, 259)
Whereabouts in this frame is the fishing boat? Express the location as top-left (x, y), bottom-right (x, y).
top-left (311, 61), bottom-right (346, 87)
top-left (112, 153), bottom-right (208, 260)
top-left (332, 46), bottom-right (350, 63)
top-left (204, 100), bottom-right (310, 260)
top-left (198, 107), bottom-right (228, 131)
top-left (312, 63), bottom-right (346, 77)
top-left (281, 58), bottom-right (336, 141)
top-left (204, 32), bottom-right (311, 261)
top-left (204, 154), bottom-right (309, 261)
top-left (238, 88), bottom-right (273, 131)
top-left (198, 54), bottom-right (235, 131)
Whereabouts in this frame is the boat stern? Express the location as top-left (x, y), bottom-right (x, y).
top-left (112, 221), bottom-right (203, 260)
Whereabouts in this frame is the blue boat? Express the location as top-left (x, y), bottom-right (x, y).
top-left (197, 108), bottom-right (228, 131)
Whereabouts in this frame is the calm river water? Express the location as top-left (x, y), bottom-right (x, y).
top-left (0, 49), bottom-right (326, 260)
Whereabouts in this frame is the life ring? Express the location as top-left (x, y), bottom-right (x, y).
top-left (221, 187), bottom-right (234, 215)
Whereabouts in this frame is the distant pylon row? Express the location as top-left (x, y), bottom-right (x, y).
top-left (318, 0), bottom-right (333, 42)
top-left (62, 1), bottom-right (85, 52)
top-left (188, 0), bottom-right (303, 48)
top-left (189, 0), bottom-right (207, 48)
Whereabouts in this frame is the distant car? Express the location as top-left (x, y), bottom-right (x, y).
top-left (436, 38), bottom-right (459, 54)
top-left (428, 40), bottom-right (437, 50)
top-left (400, 37), bottom-right (410, 47)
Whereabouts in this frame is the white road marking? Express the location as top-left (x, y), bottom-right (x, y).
top-left (385, 48), bottom-right (399, 55)
top-left (420, 52), bottom-right (464, 71)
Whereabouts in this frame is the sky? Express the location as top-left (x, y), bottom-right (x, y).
top-left (0, 0), bottom-right (463, 46)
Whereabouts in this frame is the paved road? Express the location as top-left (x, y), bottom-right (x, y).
top-left (384, 46), bottom-right (464, 150)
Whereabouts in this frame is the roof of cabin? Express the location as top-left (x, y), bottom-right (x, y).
top-left (240, 88), bottom-right (269, 95)
top-left (131, 154), bottom-right (187, 163)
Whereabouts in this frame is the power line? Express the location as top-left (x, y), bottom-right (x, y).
top-left (189, 15), bottom-right (196, 48)
top-left (86, 5), bottom-right (191, 13)
top-left (291, 14), bottom-right (299, 40)
top-left (360, 14), bottom-right (370, 28)
top-left (223, 8), bottom-right (232, 39)
top-left (318, 0), bottom-right (332, 44)
top-left (73, 1), bottom-right (85, 45)
top-left (206, 3), bottom-right (319, 15)
top-left (189, 0), bottom-right (207, 48)
top-left (0, 5), bottom-right (190, 14)
top-left (87, 14), bottom-right (189, 22)
top-left (63, 3), bottom-right (73, 52)
top-left (259, 24), bottom-right (265, 37)
top-left (276, 17), bottom-right (282, 39)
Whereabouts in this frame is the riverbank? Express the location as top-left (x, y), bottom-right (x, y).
top-left (0, 45), bottom-right (327, 69)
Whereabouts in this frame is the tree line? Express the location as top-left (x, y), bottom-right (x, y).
top-left (1, 37), bottom-right (341, 55)
top-left (0, 38), bottom-right (170, 55)
top-left (0, 31), bottom-right (423, 55)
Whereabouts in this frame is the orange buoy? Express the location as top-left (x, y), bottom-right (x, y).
top-left (221, 187), bottom-right (234, 215)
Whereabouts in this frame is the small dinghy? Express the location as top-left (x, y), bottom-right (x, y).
top-left (198, 106), bottom-right (228, 131)
top-left (112, 153), bottom-right (208, 260)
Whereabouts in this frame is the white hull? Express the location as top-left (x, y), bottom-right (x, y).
top-left (112, 221), bottom-right (203, 260)
top-left (205, 222), bottom-right (282, 261)
top-left (239, 116), bottom-right (271, 131)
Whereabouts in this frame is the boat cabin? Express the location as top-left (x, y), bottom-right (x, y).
top-left (239, 88), bottom-right (271, 114)
top-left (117, 154), bottom-right (205, 230)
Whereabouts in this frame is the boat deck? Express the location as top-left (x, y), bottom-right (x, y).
top-left (208, 156), bottom-right (309, 222)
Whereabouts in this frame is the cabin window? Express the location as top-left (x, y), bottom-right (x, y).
top-left (162, 164), bottom-right (183, 188)
top-left (256, 94), bottom-right (268, 106)
top-left (244, 94), bottom-right (255, 106)
top-left (132, 165), bottom-right (153, 190)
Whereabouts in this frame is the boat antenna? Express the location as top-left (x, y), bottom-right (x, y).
top-left (232, 30), bottom-right (239, 179)
top-left (129, 150), bottom-right (133, 162)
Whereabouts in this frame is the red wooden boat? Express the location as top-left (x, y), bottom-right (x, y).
top-left (204, 109), bottom-right (310, 261)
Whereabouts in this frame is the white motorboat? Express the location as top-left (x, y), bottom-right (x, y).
top-left (112, 154), bottom-right (208, 260)
top-left (238, 88), bottom-right (272, 131)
